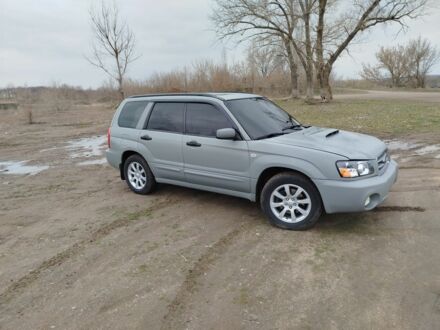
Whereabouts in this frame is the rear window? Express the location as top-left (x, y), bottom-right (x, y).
top-left (118, 101), bottom-right (148, 128)
top-left (146, 102), bottom-right (184, 133)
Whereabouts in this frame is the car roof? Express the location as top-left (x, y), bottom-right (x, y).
top-left (128, 92), bottom-right (261, 101)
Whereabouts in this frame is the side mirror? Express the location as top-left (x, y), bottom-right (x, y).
top-left (216, 128), bottom-right (237, 140)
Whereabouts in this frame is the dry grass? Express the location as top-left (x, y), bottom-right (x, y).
top-left (277, 98), bottom-right (440, 138)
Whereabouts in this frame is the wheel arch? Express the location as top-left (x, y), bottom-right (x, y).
top-left (120, 150), bottom-right (144, 180)
top-left (255, 167), bottom-right (323, 206)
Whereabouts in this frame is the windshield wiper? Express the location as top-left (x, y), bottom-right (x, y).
top-left (282, 124), bottom-right (303, 131)
top-left (255, 132), bottom-right (285, 140)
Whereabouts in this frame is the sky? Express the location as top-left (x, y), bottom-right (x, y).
top-left (1, 0), bottom-right (439, 89)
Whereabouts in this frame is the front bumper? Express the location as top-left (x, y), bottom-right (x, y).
top-left (313, 160), bottom-right (398, 214)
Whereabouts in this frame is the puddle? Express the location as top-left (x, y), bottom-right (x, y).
top-left (386, 140), bottom-right (422, 151)
top-left (78, 158), bottom-right (107, 166)
top-left (0, 161), bottom-right (49, 175)
top-left (414, 145), bottom-right (440, 156)
top-left (386, 140), bottom-right (440, 159)
top-left (66, 135), bottom-right (106, 158)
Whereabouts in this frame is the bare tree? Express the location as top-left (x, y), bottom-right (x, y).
top-left (361, 63), bottom-right (389, 85)
top-left (246, 40), bottom-right (285, 92)
top-left (361, 45), bottom-right (411, 87)
top-left (212, 0), bottom-right (301, 98)
top-left (314, 0), bottom-right (427, 100)
top-left (212, 0), bottom-right (427, 102)
top-left (406, 37), bottom-right (439, 88)
top-left (362, 37), bottom-right (438, 88)
top-left (247, 41), bottom-right (282, 78)
top-left (16, 87), bottom-right (38, 125)
top-left (87, 2), bottom-right (139, 99)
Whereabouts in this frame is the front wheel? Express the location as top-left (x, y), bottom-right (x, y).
top-left (260, 173), bottom-right (322, 230)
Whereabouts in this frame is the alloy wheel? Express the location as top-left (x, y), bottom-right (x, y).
top-left (127, 161), bottom-right (147, 190)
top-left (269, 184), bottom-right (312, 223)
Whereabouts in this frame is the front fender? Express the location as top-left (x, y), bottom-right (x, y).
top-left (250, 154), bottom-right (326, 180)
top-left (247, 142), bottom-right (345, 199)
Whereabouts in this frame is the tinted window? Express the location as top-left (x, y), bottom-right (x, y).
top-left (225, 98), bottom-right (300, 140)
top-left (147, 103), bottom-right (184, 133)
top-left (118, 101), bottom-right (148, 128)
top-left (186, 103), bottom-right (231, 137)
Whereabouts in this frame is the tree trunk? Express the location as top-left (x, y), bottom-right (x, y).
top-left (418, 75), bottom-right (425, 88)
top-left (315, 0), bottom-right (328, 101)
top-left (322, 70), bottom-right (332, 101)
top-left (289, 63), bottom-right (299, 98)
top-left (416, 66), bottom-right (425, 88)
top-left (118, 85), bottom-right (124, 100)
top-left (117, 77), bottom-right (125, 100)
top-left (317, 64), bottom-right (332, 101)
top-left (305, 69), bottom-right (314, 101)
top-left (285, 41), bottom-right (299, 98)
top-left (115, 52), bottom-right (125, 100)
top-left (301, 2), bottom-right (314, 102)
top-left (250, 68), bottom-right (256, 94)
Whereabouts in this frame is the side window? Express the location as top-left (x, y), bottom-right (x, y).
top-left (186, 103), bottom-right (231, 137)
top-left (146, 102), bottom-right (184, 133)
top-left (118, 101), bottom-right (148, 128)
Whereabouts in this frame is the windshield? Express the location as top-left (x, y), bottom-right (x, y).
top-left (225, 98), bottom-right (301, 140)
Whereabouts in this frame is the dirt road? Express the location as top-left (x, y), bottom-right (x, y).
top-left (336, 89), bottom-right (440, 103)
top-left (1, 100), bottom-right (439, 329)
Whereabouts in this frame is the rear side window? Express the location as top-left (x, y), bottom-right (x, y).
top-left (118, 101), bottom-right (148, 128)
top-left (146, 102), bottom-right (184, 133)
top-left (186, 103), bottom-right (231, 137)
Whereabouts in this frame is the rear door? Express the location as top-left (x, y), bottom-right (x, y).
top-left (183, 102), bottom-right (250, 193)
top-left (138, 102), bottom-right (185, 181)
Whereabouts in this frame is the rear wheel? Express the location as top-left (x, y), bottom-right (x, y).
top-left (260, 172), bottom-right (322, 230)
top-left (124, 154), bottom-right (156, 195)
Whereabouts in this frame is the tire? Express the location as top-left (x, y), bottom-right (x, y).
top-left (260, 172), bottom-right (322, 230)
top-left (123, 154), bottom-right (156, 195)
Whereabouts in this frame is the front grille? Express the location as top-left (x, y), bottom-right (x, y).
top-left (377, 150), bottom-right (389, 172)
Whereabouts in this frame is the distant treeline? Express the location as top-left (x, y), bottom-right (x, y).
top-left (1, 64), bottom-right (439, 107)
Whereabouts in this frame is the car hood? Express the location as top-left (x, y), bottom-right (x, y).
top-left (271, 126), bottom-right (386, 159)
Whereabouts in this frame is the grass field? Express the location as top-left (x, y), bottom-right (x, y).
top-left (277, 98), bottom-right (440, 138)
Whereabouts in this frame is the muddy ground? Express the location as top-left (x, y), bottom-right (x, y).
top-left (0, 96), bottom-right (440, 329)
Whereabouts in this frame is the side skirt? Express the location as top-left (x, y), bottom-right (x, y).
top-left (156, 178), bottom-right (256, 202)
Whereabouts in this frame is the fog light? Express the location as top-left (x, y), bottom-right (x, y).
top-left (364, 196), bottom-right (371, 207)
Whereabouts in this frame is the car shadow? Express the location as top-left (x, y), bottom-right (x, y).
top-left (154, 182), bottom-right (261, 211)
top-left (315, 212), bottom-right (380, 235)
top-left (148, 183), bottom-right (388, 234)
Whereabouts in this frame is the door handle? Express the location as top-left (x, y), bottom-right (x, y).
top-left (140, 134), bottom-right (152, 141)
top-left (186, 140), bottom-right (201, 147)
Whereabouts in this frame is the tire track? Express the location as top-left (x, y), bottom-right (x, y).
top-left (161, 224), bottom-right (248, 329)
top-left (373, 206), bottom-right (425, 212)
top-left (0, 197), bottom-right (175, 307)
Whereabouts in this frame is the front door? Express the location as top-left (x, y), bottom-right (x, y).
top-left (183, 103), bottom-right (250, 193)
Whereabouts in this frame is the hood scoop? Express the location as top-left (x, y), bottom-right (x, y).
top-left (325, 130), bottom-right (340, 138)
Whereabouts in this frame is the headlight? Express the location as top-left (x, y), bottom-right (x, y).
top-left (336, 160), bottom-right (375, 178)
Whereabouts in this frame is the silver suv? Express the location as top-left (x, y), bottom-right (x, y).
top-left (106, 93), bottom-right (398, 230)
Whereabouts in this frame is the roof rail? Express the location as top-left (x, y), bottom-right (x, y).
top-left (128, 93), bottom-right (224, 100)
